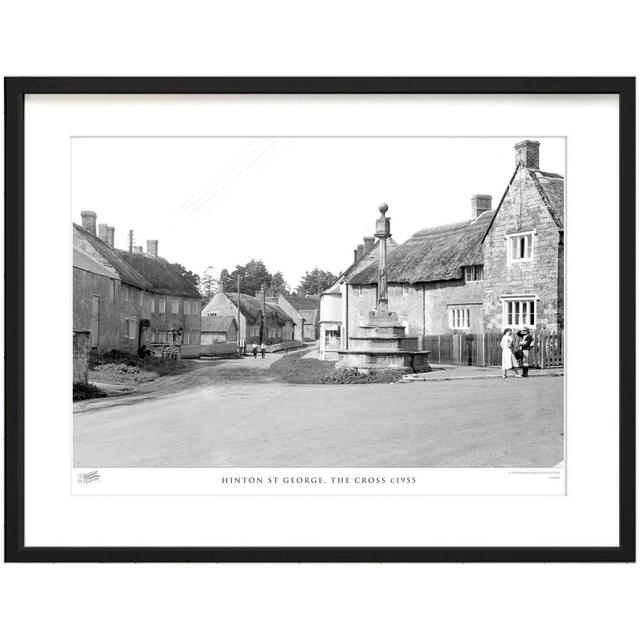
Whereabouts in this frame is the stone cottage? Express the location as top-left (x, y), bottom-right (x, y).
top-left (201, 291), bottom-right (295, 346)
top-left (275, 295), bottom-right (320, 342)
top-left (329, 139), bottom-right (564, 354)
top-left (73, 212), bottom-right (202, 357)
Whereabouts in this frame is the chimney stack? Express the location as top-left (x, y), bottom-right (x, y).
top-left (147, 240), bottom-right (158, 257)
top-left (356, 243), bottom-right (365, 260)
top-left (98, 223), bottom-right (108, 243)
top-left (471, 194), bottom-right (492, 218)
top-left (514, 140), bottom-right (540, 169)
top-left (106, 226), bottom-right (115, 247)
top-left (353, 249), bottom-right (358, 263)
top-left (363, 236), bottom-right (375, 253)
top-left (81, 210), bottom-right (97, 235)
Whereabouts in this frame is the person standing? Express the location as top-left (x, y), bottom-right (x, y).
top-left (516, 326), bottom-right (534, 377)
top-left (500, 328), bottom-right (521, 378)
top-left (252, 342), bottom-right (258, 359)
top-left (260, 342), bottom-right (266, 359)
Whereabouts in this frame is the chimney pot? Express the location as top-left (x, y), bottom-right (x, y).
top-left (356, 243), bottom-right (365, 260)
top-left (471, 194), bottom-right (492, 218)
top-left (81, 210), bottom-right (97, 235)
top-left (147, 240), bottom-right (158, 257)
top-left (514, 139), bottom-right (540, 169)
top-left (98, 223), bottom-right (108, 243)
top-left (106, 226), bottom-right (115, 247)
top-left (363, 236), bottom-right (375, 253)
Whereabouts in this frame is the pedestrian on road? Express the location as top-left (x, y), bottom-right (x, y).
top-left (516, 326), bottom-right (534, 377)
top-left (252, 343), bottom-right (258, 359)
top-left (500, 328), bottom-right (521, 378)
top-left (260, 342), bottom-right (266, 359)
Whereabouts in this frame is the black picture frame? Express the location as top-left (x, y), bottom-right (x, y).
top-left (4, 77), bottom-right (635, 563)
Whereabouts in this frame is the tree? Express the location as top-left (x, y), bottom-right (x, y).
top-left (200, 266), bottom-right (217, 301)
top-left (266, 271), bottom-right (289, 297)
top-left (297, 267), bottom-right (338, 296)
top-left (219, 260), bottom-right (273, 296)
top-left (171, 263), bottom-right (200, 290)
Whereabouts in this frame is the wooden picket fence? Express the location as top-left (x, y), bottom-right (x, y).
top-left (420, 330), bottom-right (563, 369)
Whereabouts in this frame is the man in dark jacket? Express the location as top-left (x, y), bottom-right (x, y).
top-left (516, 327), bottom-right (534, 377)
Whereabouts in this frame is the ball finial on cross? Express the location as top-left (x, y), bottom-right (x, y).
top-left (378, 202), bottom-right (389, 215)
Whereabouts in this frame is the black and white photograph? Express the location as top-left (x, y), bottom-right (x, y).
top-left (72, 136), bottom-right (565, 472)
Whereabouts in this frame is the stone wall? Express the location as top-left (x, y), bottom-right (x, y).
top-left (346, 280), bottom-right (485, 336)
top-left (482, 166), bottom-right (562, 331)
top-left (73, 267), bottom-right (121, 352)
top-left (73, 331), bottom-right (91, 384)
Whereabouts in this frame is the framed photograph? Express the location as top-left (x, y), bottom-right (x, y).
top-left (4, 77), bottom-right (635, 562)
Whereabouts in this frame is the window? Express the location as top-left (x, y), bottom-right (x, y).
top-left (158, 331), bottom-right (167, 343)
top-left (158, 298), bottom-right (166, 313)
top-left (464, 265), bottom-right (484, 281)
top-left (183, 331), bottom-right (191, 345)
top-left (402, 283), bottom-right (409, 296)
top-left (355, 285), bottom-right (363, 297)
top-left (184, 300), bottom-right (189, 315)
top-left (449, 308), bottom-right (470, 330)
top-left (171, 298), bottom-right (179, 314)
top-left (507, 232), bottom-right (534, 262)
top-left (503, 298), bottom-right (536, 327)
top-left (125, 318), bottom-right (137, 339)
top-left (151, 297), bottom-right (155, 313)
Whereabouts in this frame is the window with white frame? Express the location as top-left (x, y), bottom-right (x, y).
top-left (507, 232), bottom-right (534, 263)
top-left (449, 308), bottom-right (470, 330)
top-left (402, 282), bottom-right (409, 296)
top-left (464, 265), bottom-right (484, 281)
top-left (171, 299), bottom-right (179, 314)
top-left (150, 296), bottom-right (155, 313)
top-left (503, 298), bottom-right (536, 327)
top-left (158, 298), bottom-right (166, 313)
top-left (184, 300), bottom-right (190, 315)
top-left (183, 331), bottom-right (191, 345)
top-left (354, 284), bottom-right (363, 297)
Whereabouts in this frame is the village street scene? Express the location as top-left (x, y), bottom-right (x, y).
top-left (73, 138), bottom-right (565, 468)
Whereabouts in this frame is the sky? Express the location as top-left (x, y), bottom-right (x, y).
top-left (72, 137), bottom-right (565, 290)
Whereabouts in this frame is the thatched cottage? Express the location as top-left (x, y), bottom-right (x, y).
top-left (201, 292), bottom-right (295, 346)
top-left (275, 294), bottom-right (320, 342)
top-left (73, 213), bottom-right (202, 357)
top-left (325, 139), bottom-right (564, 355)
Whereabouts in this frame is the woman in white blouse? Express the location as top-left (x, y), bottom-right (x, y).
top-left (500, 328), bottom-right (521, 378)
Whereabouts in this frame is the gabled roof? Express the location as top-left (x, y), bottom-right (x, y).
top-left (73, 223), bottom-right (200, 297)
top-left (323, 237), bottom-right (398, 293)
top-left (74, 224), bottom-right (151, 290)
top-left (350, 211), bottom-right (492, 285)
top-left (530, 170), bottom-right (564, 228)
top-left (225, 293), bottom-right (295, 326)
top-left (73, 247), bottom-right (120, 280)
top-left (481, 165), bottom-right (565, 241)
top-left (201, 315), bottom-right (237, 333)
top-left (283, 295), bottom-right (320, 311)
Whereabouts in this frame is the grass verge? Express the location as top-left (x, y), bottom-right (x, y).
top-left (270, 351), bottom-right (405, 384)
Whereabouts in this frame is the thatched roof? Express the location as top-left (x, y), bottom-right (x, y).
top-left (201, 315), bottom-right (237, 333)
top-left (350, 211), bottom-right (492, 285)
top-left (117, 250), bottom-right (200, 297)
top-left (73, 223), bottom-right (200, 297)
top-left (73, 247), bottom-right (120, 280)
top-left (284, 295), bottom-right (320, 311)
top-left (226, 293), bottom-right (295, 326)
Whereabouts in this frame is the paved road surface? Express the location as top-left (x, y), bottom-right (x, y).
top-left (74, 357), bottom-right (564, 467)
